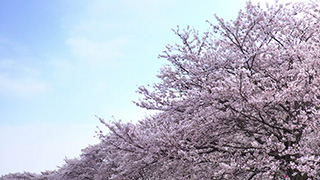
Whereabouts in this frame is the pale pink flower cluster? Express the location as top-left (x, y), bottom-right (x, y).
top-left (2, 1), bottom-right (320, 179)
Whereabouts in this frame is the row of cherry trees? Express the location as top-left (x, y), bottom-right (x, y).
top-left (2, 1), bottom-right (320, 179)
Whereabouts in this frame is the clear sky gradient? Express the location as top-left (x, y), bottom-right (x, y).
top-left (0, 0), bottom-right (302, 176)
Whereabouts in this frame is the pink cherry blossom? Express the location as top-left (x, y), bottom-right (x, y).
top-left (2, 1), bottom-right (320, 180)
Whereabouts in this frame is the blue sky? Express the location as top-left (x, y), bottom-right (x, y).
top-left (0, 0), bottom-right (300, 176)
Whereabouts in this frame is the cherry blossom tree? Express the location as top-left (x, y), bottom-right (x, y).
top-left (0, 172), bottom-right (40, 180)
top-left (51, 144), bottom-right (106, 180)
top-left (2, 1), bottom-right (320, 180)
top-left (130, 1), bottom-right (320, 179)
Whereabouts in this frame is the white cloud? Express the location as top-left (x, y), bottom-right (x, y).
top-left (66, 36), bottom-right (129, 65)
top-left (0, 122), bottom-right (100, 175)
top-left (0, 59), bottom-right (50, 96)
top-left (0, 75), bottom-right (49, 96)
